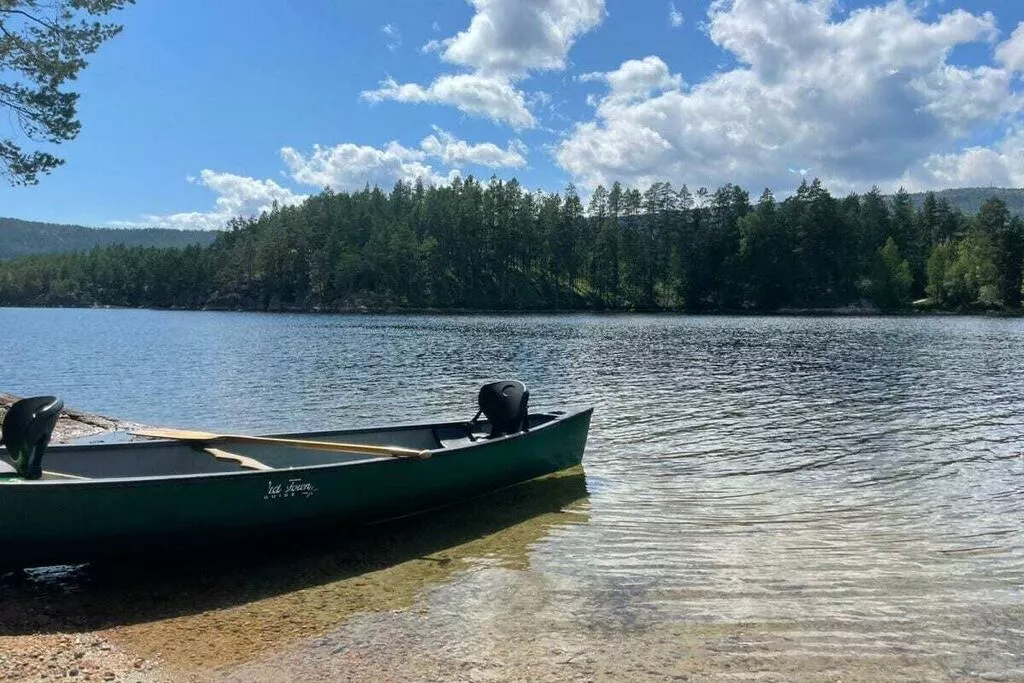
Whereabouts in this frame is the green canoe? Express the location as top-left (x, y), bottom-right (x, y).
top-left (0, 382), bottom-right (592, 570)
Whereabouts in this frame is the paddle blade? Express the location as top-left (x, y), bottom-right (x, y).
top-left (132, 427), bottom-right (221, 442)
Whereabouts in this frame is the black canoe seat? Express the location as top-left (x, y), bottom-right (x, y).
top-left (1, 396), bottom-right (64, 480)
top-left (470, 380), bottom-right (530, 439)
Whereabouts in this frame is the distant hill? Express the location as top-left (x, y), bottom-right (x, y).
top-left (904, 187), bottom-right (1024, 216)
top-left (0, 218), bottom-right (219, 260)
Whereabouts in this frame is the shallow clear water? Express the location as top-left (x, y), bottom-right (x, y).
top-left (2, 308), bottom-right (1022, 678)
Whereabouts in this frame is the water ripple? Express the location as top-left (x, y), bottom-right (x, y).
top-left (2, 310), bottom-right (1023, 674)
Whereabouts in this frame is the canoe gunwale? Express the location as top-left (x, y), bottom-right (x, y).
top-left (0, 407), bottom-right (593, 487)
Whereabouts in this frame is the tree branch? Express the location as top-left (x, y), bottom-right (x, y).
top-left (0, 8), bottom-right (59, 33)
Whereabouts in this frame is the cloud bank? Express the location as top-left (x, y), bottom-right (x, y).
top-left (558, 0), bottom-right (1022, 193)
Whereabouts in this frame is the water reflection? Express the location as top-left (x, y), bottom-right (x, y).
top-left (0, 472), bottom-right (588, 666)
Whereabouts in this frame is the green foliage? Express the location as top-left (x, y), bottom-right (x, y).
top-left (1, 176), bottom-right (1023, 314)
top-left (739, 189), bottom-right (790, 310)
top-left (926, 242), bottom-right (954, 305)
top-left (0, 0), bottom-right (132, 184)
top-left (927, 233), bottom-right (1000, 309)
top-left (869, 238), bottom-right (912, 310)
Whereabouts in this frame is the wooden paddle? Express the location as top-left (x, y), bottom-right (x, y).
top-left (131, 427), bottom-right (433, 459)
top-left (204, 447), bottom-right (273, 471)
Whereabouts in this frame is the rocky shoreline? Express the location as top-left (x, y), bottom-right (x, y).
top-left (0, 394), bottom-right (142, 445)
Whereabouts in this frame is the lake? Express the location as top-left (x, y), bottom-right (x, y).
top-left (1, 307), bottom-right (1022, 681)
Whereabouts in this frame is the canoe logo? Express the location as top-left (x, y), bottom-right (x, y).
top-left (264, 477), bottom-right (318, 501)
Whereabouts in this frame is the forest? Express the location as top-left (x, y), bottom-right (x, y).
top-left (0, 177), bottom-right (1021, 313)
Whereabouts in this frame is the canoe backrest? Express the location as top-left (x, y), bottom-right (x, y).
top-left (0, 396), bottom-right (64, 479)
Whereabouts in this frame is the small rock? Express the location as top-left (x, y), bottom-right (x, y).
top-left (103, 673), bottom-right (116, 681)
top-left (68, 669), bottom-right (79, 677)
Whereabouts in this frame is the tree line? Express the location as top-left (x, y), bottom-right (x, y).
top-left (1, 176), bottom-right (1022, 313)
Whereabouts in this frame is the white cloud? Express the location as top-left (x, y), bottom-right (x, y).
top-left (528, 90), bottom-right (554, 109)
top-left (361, 74), bottom-right (536, 128)
top-left (996, 22), bottom-right (1024, 74)
top-left (668, 2), bottom-right (683, 28)
top-left (281, 130), bottom-right (526, 192)
top-left (581, 56), bottom-right (683, 102)
top-left (282, 142), bottom-right (453, 191)
top-left (708, 1), bottom-right (995, 84)
top-left (432, 20), bottom-right (441, 32)
top-left (420, 127), bottom-right (527, 168)
top-left (381, 23), bottom-right (401, 51)
top-left (115, 171), bottom-right (308, 231)
top-left (899, 125), bottom-right (1024, 190)
top-left (556, 0), bottom-right (1020, 193)
top-left (366, 0), bottom-right (605, 129)
top-left (441, 0), bottom-right (605, 78)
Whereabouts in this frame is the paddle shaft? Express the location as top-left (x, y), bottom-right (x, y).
top-left (132, 428), bottom-right (432, 459)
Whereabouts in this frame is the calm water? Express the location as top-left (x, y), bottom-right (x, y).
top-left (2, 307), bottom-right (1023, 679)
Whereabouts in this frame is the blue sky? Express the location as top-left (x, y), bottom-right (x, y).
top-left (1, 0), bottom-right (1023, 229)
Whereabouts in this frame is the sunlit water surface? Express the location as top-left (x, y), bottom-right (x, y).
top-left (1, 308), bottom-right (1022, 679)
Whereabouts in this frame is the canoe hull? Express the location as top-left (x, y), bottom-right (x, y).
top-left (0, 408), bottom-right (592, 570)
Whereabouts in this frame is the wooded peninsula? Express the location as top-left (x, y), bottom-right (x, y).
top-left (0, 178), bottom-right (1021, 313)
